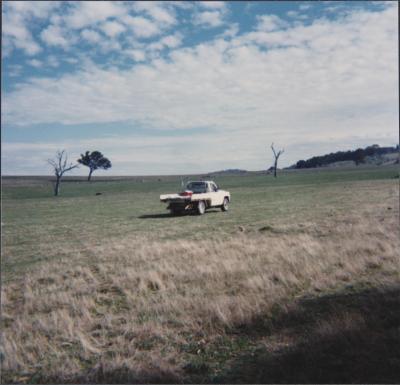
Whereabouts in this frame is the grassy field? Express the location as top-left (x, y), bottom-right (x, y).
top-left (1, 166), bottom-right (400, 383)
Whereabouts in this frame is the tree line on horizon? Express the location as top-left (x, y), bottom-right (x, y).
top-left (294, 144), bottom-right (399, 169)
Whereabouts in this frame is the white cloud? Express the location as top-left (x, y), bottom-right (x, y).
top-left (194, 11), bottom-right (225, 28)
top-left (81, 29), bottom-right (102, 44)
top-left (256, 15), bottom-right (289, 32)
top-left (219, 23), bottom-right (239, 39)
top-left (6, 1), bottom-right (61, 19)
top-left (2, 12), bottom-right (42, 55)
top-left (27, 59), bottom-right (43, 68)
top-left (81, 28), bottom-right (122, 54)
top-left (198, 1), bottom-right (227, 10)
top-left (2, 1), bottom-right (180, 59)
top-left (100, 21), bottom-right (126, 38)
top-left (63, 1), bottom-right (125, 29)
top-left (161, 33), bottom-right (182, 48)
top-left (126, 49), bottom-right (147, 62)
top-left (5, 7), bottom-right (397, 130)
top-left (299, 4), bottom-right (312, 11)
top-left (194, 0), bottom-right (228, 28)
top-left (2, 1), bottom-right (62, 56)
top-left (287, 10), bottom-right (308, 20)
top-left (148, 33), bottom-right (183, 51)
top-left (122, 15), bottom-right (161, 38)
top-left (132, 2), bottom-right (176, 26)
top-left (98, 40), bottom-right (122, 54)
top-left (40, 25), bottom-right (69, 48)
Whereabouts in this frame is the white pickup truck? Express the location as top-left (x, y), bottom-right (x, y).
top-left (160, 181), bottom-right (230, 215)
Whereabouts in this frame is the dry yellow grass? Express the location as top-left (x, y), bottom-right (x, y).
top-left (2, 202), bottom-right (399, 382)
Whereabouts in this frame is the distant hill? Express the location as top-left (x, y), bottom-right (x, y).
top-left (291, 144), bottom-right (399, 169)
top-left (207, 169), bottom-right (248, 176)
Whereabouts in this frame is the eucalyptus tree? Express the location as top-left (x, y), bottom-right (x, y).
top-left (77, 151), bottom-right (112, 181)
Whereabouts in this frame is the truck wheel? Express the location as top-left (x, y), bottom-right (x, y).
top-left (197, 201), bottom-right (206, 215)
top-left (221, 197), bottom-right (229, 211)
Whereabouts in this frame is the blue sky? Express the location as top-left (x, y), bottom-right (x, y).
top-left (2, 1), bottom-right (398, 175)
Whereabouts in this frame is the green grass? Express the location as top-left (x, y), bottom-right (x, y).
top-left (2, 165), bottom-right (399, 384)
top-left (2, 165), bottom-right (398, 280)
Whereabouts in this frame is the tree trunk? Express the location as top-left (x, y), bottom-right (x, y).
top-left (274, 159), bottom-right (278, 178)
top-left (88, 169), bottom-right (93, 181)
top-left (54, 176), bottom-right (61, 196)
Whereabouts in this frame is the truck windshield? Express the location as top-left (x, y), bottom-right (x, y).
top-left (186, 182), bottom-right (207, 193)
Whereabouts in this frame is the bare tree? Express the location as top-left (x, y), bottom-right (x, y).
top-left (270, 143), bottom-right (284, 178)
top-left (48, 150), bottom-right (78, 196)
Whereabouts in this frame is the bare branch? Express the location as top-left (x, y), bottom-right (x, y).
top-left (60, 164), bottom-right (78, 176)
top-left (47, 159), bottom-right (57, 168)
top-left (271, 143), bottom-right (277, 158)
top-left (271, 144), bottom-right (284, 160)
top-left (62, 151), bottom-right (68, 171)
